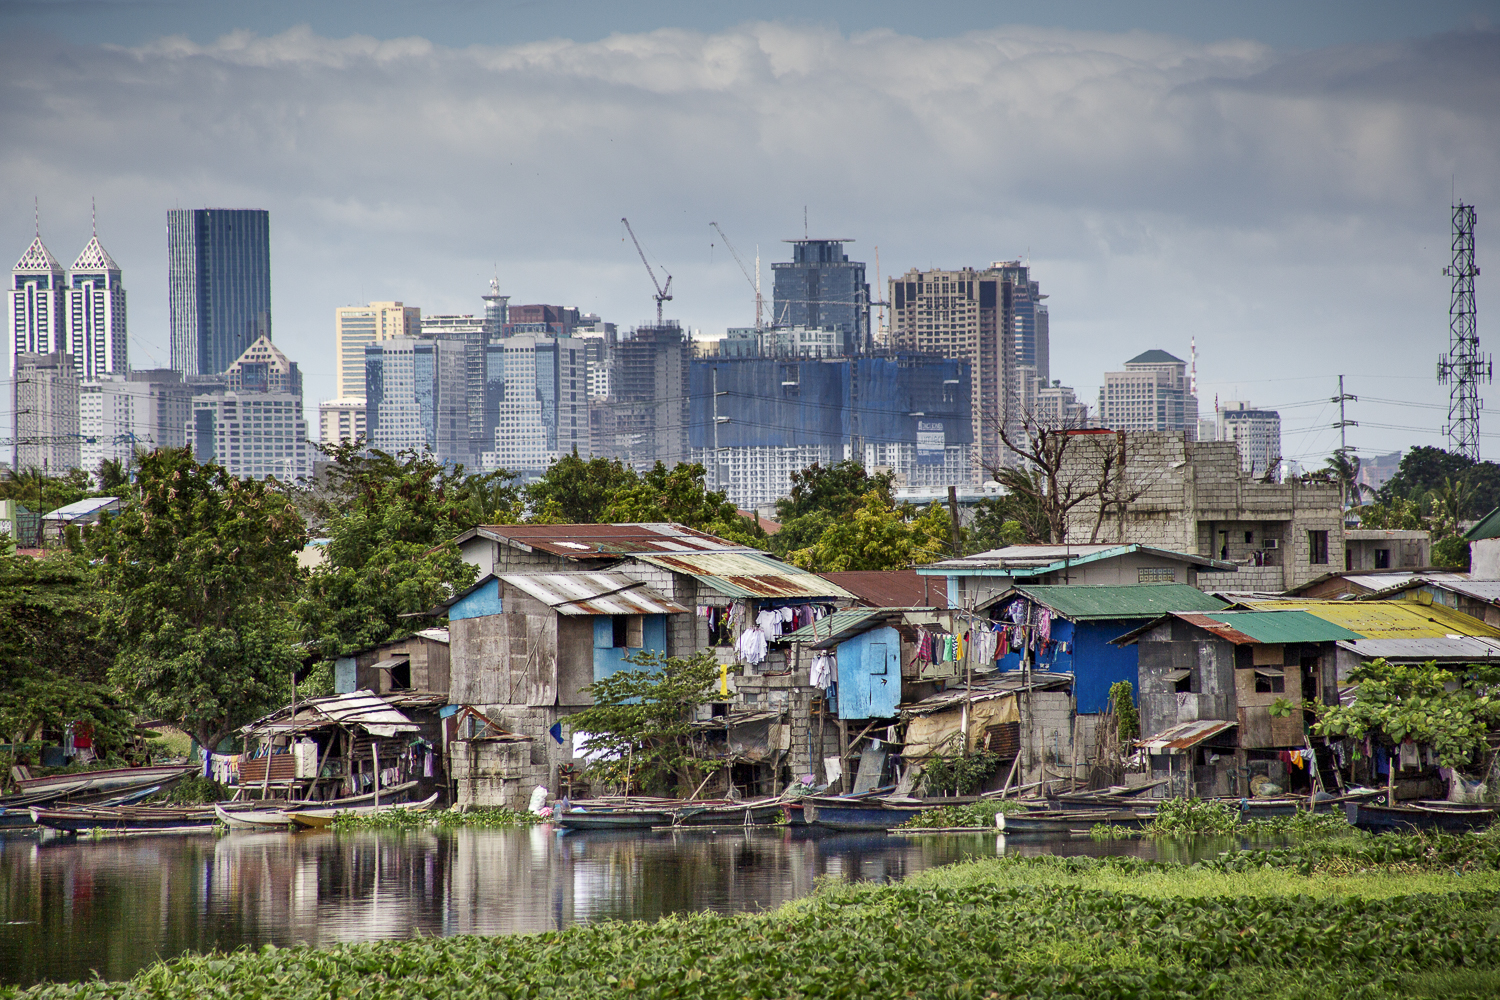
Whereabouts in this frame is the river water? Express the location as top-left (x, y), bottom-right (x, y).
top-left (0, 826), bottom-right (1239, 987)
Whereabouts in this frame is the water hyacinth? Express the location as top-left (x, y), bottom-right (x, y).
top-left (330, 806), bottom-right (543, 832)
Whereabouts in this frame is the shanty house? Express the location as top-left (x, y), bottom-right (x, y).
top-left (917, 543), bottom-right (1236, 610)
top-left (335, 628), bottom-right (451, 696)
top-left (985, 584), bottom-right (1230, 714)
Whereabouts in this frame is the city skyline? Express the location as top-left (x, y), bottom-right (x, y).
top-left (1, 8), bottom-right (1496, 465)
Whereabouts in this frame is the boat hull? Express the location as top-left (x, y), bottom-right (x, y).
top-left (672, 800), bottom-right (782, 827)
top-left (802, 800), bottom-right (929, 831)
top-left (1346, 801), bottom-right (1498, 834)
top-left (285, 793), bottom-right (440, 829)
top-left (556, 809), bottom-right (675, 830)
top-left (30, 806), bottom-right (220, 835)
top-left (998, 810), bottom-right (1149, 834)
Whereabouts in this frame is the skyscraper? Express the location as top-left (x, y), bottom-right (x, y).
top-left (189, 337), bottom-right (310, 481)
top-left (771, 239), bottom-right (870, 354)
top-left (592, 323), bottom-right (689, 471)
top-left (481, 334), bottom-right (589, 476)
top-left (13, 350), bottom-right (80, 473)
top-left (1097, 350), bottom-right (1200, 436)
top-left (990, 260), bottom-right (1048, 384)
top-left (1216, 401), bottom-right (1283, 477)
top-left (365, 336), bottom-right (470, 466)
top-left (334, 301), bottom-right (420, 400)
top-left (80, 371), bottom-right (191, 473)
top-left (66, 220), bottom-right (128, 382)
top-left (10, 226), bottom-right (67, 378)
top-left (168, 209), bottom-right (272, 376)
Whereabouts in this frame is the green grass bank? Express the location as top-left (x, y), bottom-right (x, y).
top-left (11, 833), bottom-right (1500, 1000)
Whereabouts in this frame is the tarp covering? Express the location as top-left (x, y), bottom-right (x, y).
top-left (904, 694), bottom-right (1020, 758)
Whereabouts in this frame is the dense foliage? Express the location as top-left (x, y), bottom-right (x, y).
top-left (0, 554), bottom-right (128, 755)
top-left (1313, 658), bottom-right (1500, 768)
top-left (1376, 445), bottom-right (1500, 517)
top-left (15, 847), bottom-right (1500, 999)
top-left (89, 448), bottom-right (306, 752)
top-left (896, 798), bottom-right (1025, 828)
top-left (786, 491), bottom-right (951, 572)
top-left (771, 460), bottom-right (895, 557)
top-left (331, 807), bottom-right (542, 831)
top-left (568, 649), bottom-right (724, 795)
top-left (919, 745), bottom-right (1005, 795)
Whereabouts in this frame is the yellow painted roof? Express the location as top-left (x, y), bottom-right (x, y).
top-left (1239, 600), bottom-right (1500, 639)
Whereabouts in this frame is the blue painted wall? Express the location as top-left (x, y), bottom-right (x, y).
top-left (450, 579), bottom-right (504, 621)
top-left (835, 625), bottom-right (901, 719)
top-left (593, 615), bottom-right (668, 683)
top-left (995, 617), bottom-right (1139, 714)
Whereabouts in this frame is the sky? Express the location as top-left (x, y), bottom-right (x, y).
top-left (4, 1), bottom-right (1500, 465)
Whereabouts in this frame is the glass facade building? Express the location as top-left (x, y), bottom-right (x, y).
top-left (771, 240), bottom-right (870, 355)
top-left (168, 209), bottom-right (272, 376)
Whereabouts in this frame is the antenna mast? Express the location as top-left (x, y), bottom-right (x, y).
top-left (622, 217), bottom-right (673, 325)
top-left (1438, 203), bottom-right (1488, 461)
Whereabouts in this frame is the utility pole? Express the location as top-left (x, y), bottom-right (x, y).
top-left (1438, 203), bottom-right (1488, 461)
top-left (1332, 375), bottom-right (1358, 508)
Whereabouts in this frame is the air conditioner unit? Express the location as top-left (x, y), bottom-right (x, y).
top-left (1262, 539), bottom-right (1279, 550)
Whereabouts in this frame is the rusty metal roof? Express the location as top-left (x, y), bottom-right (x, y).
top-left (1182, 610), bottom-right (1362, 645)
top-left (499, 573), bottom-right (688, 616)
top-left (636, 551), bottom-right (855, 600)
top-left (1139, 719), bottom-right (1237, 753)
top-left (241, 691), bottom-right (424, 738)
top-left (1240, 599), bottom-right (1500, 639)
top-left (816, 570), bottom-right (949, 608)
top-left (461, 523), bottom-right (751, 560)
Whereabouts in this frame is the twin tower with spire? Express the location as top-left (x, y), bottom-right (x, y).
top-left (9, 204), bottom-right (128, 383)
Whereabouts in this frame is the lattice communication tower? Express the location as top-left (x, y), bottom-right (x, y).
top-left (1438, 203), bottom-right (1489, 461)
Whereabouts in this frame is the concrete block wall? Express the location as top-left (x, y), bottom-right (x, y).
top-left (1022, 691), bottom-right (1077, 786)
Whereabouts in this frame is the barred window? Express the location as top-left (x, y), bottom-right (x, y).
top-left (1138, 567), bottom-right (1175, 583)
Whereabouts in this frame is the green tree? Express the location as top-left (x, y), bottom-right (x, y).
top-left (1354, 497), bottom-right (1424, 531)
top-left (523, 452), bottom-right (641, 523)
top-left (97, 457), bottom-right (131, 493)
top-left (771, 461), bottom-right (895, 558)
top-left (90, 447), bottom-right (306, 752)
top-left (298, 445), bottom-right (482, 662)
top-left (1377, 446), bottom-right (1500, 519)
top-left (1313, 658), bottom-right (1500, 768)
top-left (568, 649), bottom-right (724, 795)
top-left (599, 462), bottom-right (766, 547)
top-left (788, 491), bottom-right (948, 571)
top-left (0, 554), bottom-right (129, 759)
top-left (1321, 450), bottom-right (1365, 508)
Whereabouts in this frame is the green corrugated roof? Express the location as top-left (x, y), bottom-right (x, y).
top-left (1014, 584), bottom-right (1229, 621)
top-left (1198, 611), bottom-right (1363, 643)
top-left (780, 608), bottom-right (888, 645)
top-left (1466, 506), bottom-right (1500, 541)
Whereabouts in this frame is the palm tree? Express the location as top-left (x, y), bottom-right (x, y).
top-left (1322, 450), bottom-right (1366, 509)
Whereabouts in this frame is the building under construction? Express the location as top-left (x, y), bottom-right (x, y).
top-left (591, 322), bottom-right (690, 471)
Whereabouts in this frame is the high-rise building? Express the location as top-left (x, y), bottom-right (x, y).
top-left (365, 336), bottom-right (470, 466)
top-left (226, 335), bottom-right (301, 395)
top-left (12, 350), bottom-right (80, 473)
top-left (572, 314), bottom-right (616, 400)
top-left (480, 335), bottom-right (589, 476)
top-left (592, 323), bottom-right (689, 471)
top-left (719, 325), bottom-right (843, 359)
top-left (65, 226), bottom-right (128, 382)
top-left (1017, 372), bottom-right (1089, 432)
top-left (688, 354), bottom-right (973, 508)
top-left (990, 261), bottom-right (1049, 384)
top-left (482, 277), bottom-right (509, 339)
top-left (334, 301), bottom-right (420, 400)
top-left (772, 239), bottom-right (870, 354)
top-left (168, 209), bottom-right (272, 376)
top-left (1096, 350), bottom-right (1199, 437)
top-left (80, 370), bottom-right (192, 473)
top-left (319, 398), bottom-right (367, 447)
top-left (888, 266), bottom-right (1013, 478)
top-left (10, 229), bottom-right (67, 380)
top-left (503, 304), bottom-right (580, 336)
top-left (420, 313), bottom-right (488, 456)
top-left (1216, 401), bottom-right (1282, 478)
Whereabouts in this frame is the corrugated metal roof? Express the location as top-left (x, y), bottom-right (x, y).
top-left (919, 543), bottom-right (1234, 576)
top-left (500, 573), bottom-right (688, 616)
top-left (780, 608), bottom-right (893, 647)
top-left (1008, 584), bottom-right (1229, 621)
top-left (1466, 506), bottom-right (1500, 541)
top-left (466, 523), bottom-right (750, 560)
top-left (1140, 719), bottom-right (1237, 753)
top-left (1190, 610), bottom-right (1363, 644)
top-left (42, 496), bottom-right (121, 521)
top-left (1338, 636), bottom-right (1500, 661)
top-left (241, 691), bottom-right (421, 737)
top-left (1241, 599), bottom-right (1500, 638)
top-left (816, 570), bottom-right (949, 608)
top-left (635, 552), bottom-right (854, 600)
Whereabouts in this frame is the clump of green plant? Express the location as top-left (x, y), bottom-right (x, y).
top-left (1241, 810), bottom-right (1351, 840)
top-left (896, 798), bottom-right (1025, 829)
top-left (919, 744), bottom-right (1003, 795)
top-left (1143, 796), bottom-right (1239, 836)
top-left (1107, 680), bottom-right (1138, 741)
top-left (1089, 822), bottom-right (1135, 840)
top-left (332, 806), bottom-right (542, 832)
top-left (152, 775), bottom-right (228, 805)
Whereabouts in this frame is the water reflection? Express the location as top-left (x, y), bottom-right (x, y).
top-left (0, 826), bottom-right (1244, 987)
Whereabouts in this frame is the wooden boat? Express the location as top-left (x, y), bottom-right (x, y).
top-left (671, 798), bottom-right (783, 827)
top-left (12, 765), bottom-right (196, 799)
top-left (1048, 779), bottom-right (1170, 810)
top-left (996, 809), bottom-right (1151, 834)
top-left (214, 803), bottom-right (293, 829)
top-left (555, 805), bottom-right (676, 830)
top-left (0, 807), bottom-right (37, 832)
top-left (29, 803), bottom-right (236, 836)
top-left (284, 792), bottom-right (440, 829)
top-left (1346, 800), bottom-right (1499, 834)
top-left (217, 784), bottom-right (430, 830)
top-left (802, 795), bottom-right (970, 831)
top-left (780, 801), bottom-right (808, 826)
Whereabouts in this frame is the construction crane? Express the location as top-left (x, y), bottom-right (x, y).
top-left (621, 217), bottom-right (673, 325)
top-left (709, 222), bottom-right (763, 330)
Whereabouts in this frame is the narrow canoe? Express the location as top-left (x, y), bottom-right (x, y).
top-left (555, 808), bottom-right (676, 830)
top-left (284, 793), bottom-right (440, 829)
top-left (1346, 801), bottom-right (1498, 834)
top-left (997, 809), bottom-right (1150, 834)
top-left (801, 797), bottom-right (934, 831)
top-left (672, 799), bottom-right (783, 827)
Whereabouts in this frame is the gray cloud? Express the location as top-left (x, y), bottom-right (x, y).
top-left (2, 21), bottom-right (1497, 460)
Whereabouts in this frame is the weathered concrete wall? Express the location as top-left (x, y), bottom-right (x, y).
top-left (1057, 431), bottom-right (1343, 591)
top-left (1473, 538), bottom-right (1500, 581)
top-left (451, 738), bottom-right (531, 809)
